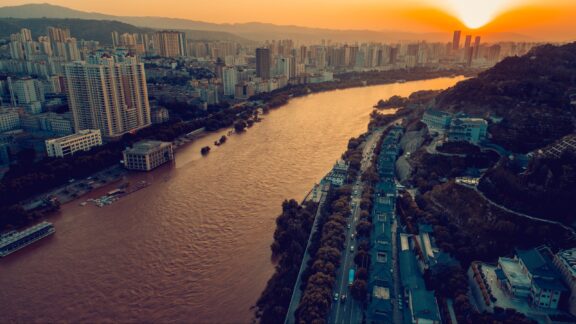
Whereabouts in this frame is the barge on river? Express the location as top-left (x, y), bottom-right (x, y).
top-left (0, 221), bottom-right (55, 257)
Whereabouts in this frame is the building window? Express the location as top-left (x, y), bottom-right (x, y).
top-left (377, 252), bottom-right (387, 263)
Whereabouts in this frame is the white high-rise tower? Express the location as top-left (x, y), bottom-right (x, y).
top-left (64, 55), bottom-right (151, 137)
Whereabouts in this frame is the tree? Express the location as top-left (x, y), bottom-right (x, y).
top-left (354, 251), bottom-right (371, 268)
top-left (356, 220), bottom-right (372, 238)
top-left (350, 279), bottom-right (367, 301)
top-left (234, 120), bottom-right (247, 132)
top-left (355, 267), bottom-right (368, 281)
top-left (316, 247), bottom-right (342, 266)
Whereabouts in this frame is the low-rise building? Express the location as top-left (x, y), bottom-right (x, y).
top-left (21, 112), bottom-right (74, 135)
top-left (45, 129), bottom-right (102, 158)
top-left (516, 247), bottom-right (567, 309)
top-left (447, 117), bottom-right (488, 144)
top-left (471, 246), bottom-right (568, 321)
top-left (422, 109), bottom-right (452, 133)
top-left (323, 160), bottom-right (349, 187)
top-left (123, 140), bottom-right (174, 171)
top-left (497, 257), bottom-right (532, 298)
top-left (151, 106), bottom-right (170, 124)
top-left (400, 248), bottom-right (442, 324)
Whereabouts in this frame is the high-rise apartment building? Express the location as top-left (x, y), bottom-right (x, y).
top-left (473, 36), bottom-right (481, 59)
top-left (48, 26), bottom-right (79, 61)
top-left (464, 35), bottom-right (472, 52)
top-left (0, 109), bottom-right (21, 132)
top-left (452, 30), bottom-right (462, 50)
top-left (155, 31), bottom-right (186, 58)
top-left (64, 55), bottom-right (151, 138)
top-left (222, 66), bottom-right (238, 97)
top-left (48, 27), bottom-right (71, 42)
top-left (256, 48), bottom-right (271, 80)
top-left (8, 77), bottom-right (44, 114)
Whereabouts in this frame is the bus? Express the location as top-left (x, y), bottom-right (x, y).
top-left (348, 269), bottom-right (355, 286)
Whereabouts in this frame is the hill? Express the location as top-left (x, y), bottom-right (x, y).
top-left (0, 18), bottom-right (150, 44)
top-left (0, 3), bottom-right (533, 43)
top-left (435, 42), bottom-right (576, 153)
top-left (0, 17), bottom-right (249, 45)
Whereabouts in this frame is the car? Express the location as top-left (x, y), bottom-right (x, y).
top-left (334, 293), bottom-right (339, 301)
top-left (351, 233), bottom-right (355, 239)
top-left (347, 224), bottom-right (351, 229)
top-left (350, 245), bottom-right (354, 252)
top-left (341, 294), bottom-right (347, 302)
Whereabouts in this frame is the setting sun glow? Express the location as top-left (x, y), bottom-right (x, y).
top-left (442, 0), bottom-right (522, 28)
top-left (1, 0), bottom-right (576, 41)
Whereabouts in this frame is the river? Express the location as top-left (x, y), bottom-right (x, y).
top-left (0, 77), bottom-right (464, 323)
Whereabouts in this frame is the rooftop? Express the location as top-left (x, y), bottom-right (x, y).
top-left (46, 129), bottom-right (100, 143)
top-left (517, 247), bottom-right (562, 279)
top-left (124, 140), bottom-right (172, 154)
top-left (424, 109), bottom-right (452, 118)
top-left (498, 257), bottom-right (531, 288)
top-left (411, 289), bottom-right (440, 321)
top-left (399, 249), bottom-right (426, 290)
top-left (516, 247), bottom-right (568, 291)
top-left (451, 118), bottom-right (488, 127)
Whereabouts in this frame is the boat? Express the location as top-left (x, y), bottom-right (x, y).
top-left (0, 222), bottom-right (55, 257)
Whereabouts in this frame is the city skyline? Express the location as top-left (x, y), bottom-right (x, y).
top-left (1, 1), bottom-right (576, 41)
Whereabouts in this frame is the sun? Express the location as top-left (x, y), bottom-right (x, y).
top-left (443, 0), bottom-right (524, 29)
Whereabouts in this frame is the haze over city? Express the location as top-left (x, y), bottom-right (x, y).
top-left (1, 0), bottom-right (576, 41)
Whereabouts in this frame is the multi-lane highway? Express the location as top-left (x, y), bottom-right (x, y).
top-left (328, 129), bottom-right (384, 324)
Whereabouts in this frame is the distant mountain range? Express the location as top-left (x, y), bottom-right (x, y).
top-left (0, 3), bottom-right (535, 43)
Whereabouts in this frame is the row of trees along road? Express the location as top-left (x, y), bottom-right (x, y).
top-left (294, 135), bottom-right (374, 322)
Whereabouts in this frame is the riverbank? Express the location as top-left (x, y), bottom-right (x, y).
top-left (252, 68), bottom-right (476, 110)
top-left (0, 77), bottom-right (467, 323)
top-left (0, 71), bottom-right (470, 232)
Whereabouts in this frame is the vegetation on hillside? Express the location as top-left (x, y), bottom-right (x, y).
top-left (479, 151), bottom-right (576, 224)
top-left (398, 185), bottom-right (574, 267)
top-left (436, 42), bottom-right (576, 152)
top-left (0, 18), bottom-right (149, 44)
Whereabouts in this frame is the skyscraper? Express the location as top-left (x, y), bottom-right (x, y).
top-left (155, 31), bottom-right (187, 58)
top-left (464, 35), bottom-right (472, 52)
top-left (8, 77), bottom-right (44, 114)
top-left (473, 36), bottom-right (481, 59)
top-left (48, 26), bottom-right (79, 61)
top-left (222, 66), bottom-right (237, 97)
top-left (64, 55), bottom-right (151, 137)
top-left (256, 48), bottom-right (271, 80)
top-left (452, 30), bottom-right (462, 50)
top-left (48, 27), bottom-right (71, 42)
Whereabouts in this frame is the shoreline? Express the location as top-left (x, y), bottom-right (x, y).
top-left (1, 74), bottom-right (468, 232)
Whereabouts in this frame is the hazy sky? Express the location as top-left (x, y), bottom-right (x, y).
top-left (3, 0), bottom-right (576, 38)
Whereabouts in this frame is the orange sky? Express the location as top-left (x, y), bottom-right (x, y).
top-left (3, 0), bottom-right (576, 40)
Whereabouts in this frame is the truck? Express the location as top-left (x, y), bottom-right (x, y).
top-left (348, 269), bottom-right (355, 286)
